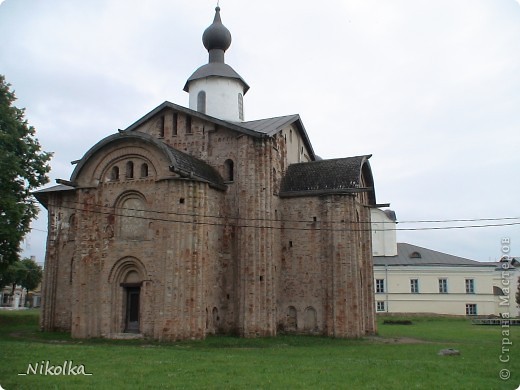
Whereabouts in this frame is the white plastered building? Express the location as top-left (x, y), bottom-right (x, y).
top-left (371, 208), bottom-right (519, 317)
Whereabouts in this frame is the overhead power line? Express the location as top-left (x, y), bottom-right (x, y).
top-left (35, 198), bottom-right (520, 226)
top-left (27, 200), bottom-right (520, 234)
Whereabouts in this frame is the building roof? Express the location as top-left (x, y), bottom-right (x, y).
top-left (35, 132), bottom-right (226, 205)
top-left (240, 115), bottom-right (300, 135)
top-left (279, 155), bottom-right (376, 203)
top-left (184, 63), bottom-right (249, 94)
top-left (33, 184), bottom-right (75, 209)
top-left (183, 6), bottom-right (249, 93)
top-left (70, 131), bottom-right (225, 190)
top-left (374, 243), bottom-right (493, 267)
top-left (164, 143), bottom-right (226, 189)
top-left (124, 101), bottom-right (316, 160)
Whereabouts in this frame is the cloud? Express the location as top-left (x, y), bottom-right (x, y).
top-left (1, 0), bottom-right (519, 262)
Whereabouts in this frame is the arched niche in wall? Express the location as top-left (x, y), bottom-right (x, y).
top-left (115, 191), bottom-right (147, 240)
top-left (287, 306), bottom-right (297, 331)
top-left (303, 306), bottom-right (317, 332)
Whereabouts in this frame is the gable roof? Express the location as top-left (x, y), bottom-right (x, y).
top-left (123, 102), bottom-right (316, 160)
top-left (279, 155), bottom-right (376, 204)
top-left (373, 243), bottom-right (491, 267)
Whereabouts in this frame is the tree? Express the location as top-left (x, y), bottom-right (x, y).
top-left (18, 257), bottom-right (43, 291)
top-left (0, 75), bottom-right (52, 273)
top-left (0, 257), bottom-right (43, 306)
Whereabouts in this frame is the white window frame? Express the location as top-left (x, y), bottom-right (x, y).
top-left (410, 279), bottom-right (419, 294)
top-left (465, 279), bottom-right (475, 294)
top-left (465, 303), bottom-right (477, 315)
top-left (439, 278), bottom-right (448, 294)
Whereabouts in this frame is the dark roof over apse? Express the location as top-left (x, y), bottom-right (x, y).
top-left (279, 155), bottom-right (376, 204)
top-left (69, 132), bottom-right (225, 190)
top-left (34, 132), bottom-right (227, 208)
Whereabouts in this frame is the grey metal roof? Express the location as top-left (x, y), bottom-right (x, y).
top-left (33, 184), bottom-right (75, 209)
top-left (183, 63), bottom-right (249, 93)
top-left (239, 115), bottom-right (300, 136)
top-left (279, 155), bottom-right (376, 203)
top-left (34, 184), bottom-right (75, 194)
top-left (384, 209), bottom-right (397, 221)
top-left (374, 243), bottom-right (492, 267)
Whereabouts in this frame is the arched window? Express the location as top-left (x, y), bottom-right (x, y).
top-left (238, 93), bottom-right (244, 120)
top-left (126, 161), bottom-right (134, 179)
top-left (224, 159), bottom-right (234, 182)
top-left (140, 163), bottom-right (148, 178)
top-left (111, 166), bottom-right (120, 181)
top-left (197, 91), bottom-right (206, 114)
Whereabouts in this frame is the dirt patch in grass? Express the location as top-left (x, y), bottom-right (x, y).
top-left (366, 336), bottom-right (435, 344)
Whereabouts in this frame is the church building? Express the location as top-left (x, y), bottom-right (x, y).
top-left (36, 7), bottom-right (378, 340)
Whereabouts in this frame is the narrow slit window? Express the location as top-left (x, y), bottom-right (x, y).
top-left (140, 163), bottom-right (148, 178)
top-left (126, 161), bottom-right (134, 179)
top-left (224, 159), bottom-right (234, 182)
top-left (158, 115), bottom-right (165, 138)
top-left (238, 93), bottom-right (244, 120)
top-left (186, 116), bottom-right (192, 134)
top-left (197, 91), bottom-right (206, 114)
top-left (111, 166), bottom-right (120, 181)
top-left (172, 113), bottom-right (178, 136)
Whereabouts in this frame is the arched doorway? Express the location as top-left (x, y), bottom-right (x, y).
top-left (108, 258), bottom-right (147, 335)
top-left (122, 271), bottom-right (141, 333)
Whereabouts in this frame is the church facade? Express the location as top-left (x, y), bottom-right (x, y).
top-left (36, 7), bottom-right (378, 340)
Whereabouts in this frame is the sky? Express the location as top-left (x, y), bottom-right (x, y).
top-left (0, 0), bottom-right (519, 263)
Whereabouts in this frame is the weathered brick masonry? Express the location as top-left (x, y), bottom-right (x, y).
top-left (35, 6), bottom-right (378, 340)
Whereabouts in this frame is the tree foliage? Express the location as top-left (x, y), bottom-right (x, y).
top-left (0, 257), bottom-right (43, 292)
top-left (0, 75), bottom-right (52, 271)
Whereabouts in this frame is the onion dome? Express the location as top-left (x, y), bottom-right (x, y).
top-left (184, 6), bottom-right (249, 94)
top-left (202, 6), bottom-right (232, 53)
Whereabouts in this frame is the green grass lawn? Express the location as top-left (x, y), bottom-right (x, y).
top-left (0, 310), bottom-right (518, 389)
